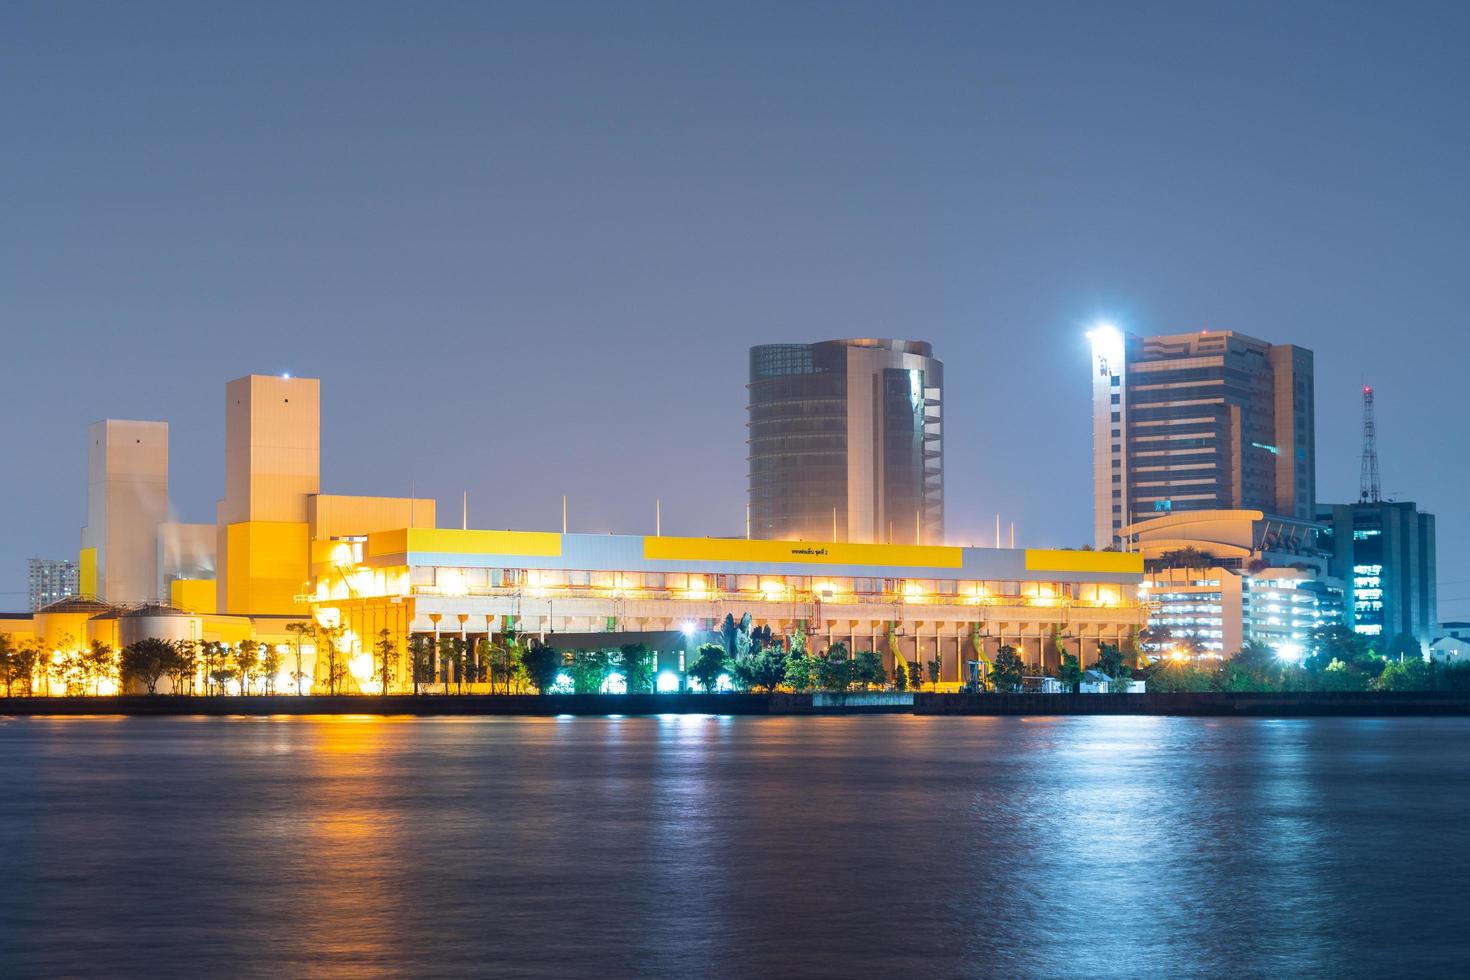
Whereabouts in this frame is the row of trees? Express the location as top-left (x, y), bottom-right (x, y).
top-left (0, 631), bottom-right (341, 697)
top-left (1145, 627), bottom-right (1470, 693)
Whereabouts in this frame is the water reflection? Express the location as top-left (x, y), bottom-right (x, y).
top-left (1, 716), bottom-right (1467, 977)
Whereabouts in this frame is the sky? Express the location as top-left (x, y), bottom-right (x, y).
top-left (1, 1), bottom-right (1466, 613)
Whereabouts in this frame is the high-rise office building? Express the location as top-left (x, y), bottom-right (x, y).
top-left (28, 557), bottom-right (80, 610)
top-left (1090, 328), bottom-right (1315, 548)
top-left (1318, 500), bottom-right (1437, 653)
top-left (79, 419), bottom-right (170, 604)
top-left (748, 338), bottom-right (942, 545)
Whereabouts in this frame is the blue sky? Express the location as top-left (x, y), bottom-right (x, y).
top-left (1, 1), bottom-right (1466, 612)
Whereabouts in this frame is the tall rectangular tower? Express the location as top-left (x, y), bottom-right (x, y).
top-left (748, 339), bottom-right (943, 545)
top-left (79, 419), bottom-right (169, 604)
top-left (216, 375), bottom-right (320, 614)
top-left (1091, 328), bottom-right (1315, 548)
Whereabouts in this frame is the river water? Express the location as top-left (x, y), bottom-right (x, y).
top-left (1, 714), bottom-right (1466, 978)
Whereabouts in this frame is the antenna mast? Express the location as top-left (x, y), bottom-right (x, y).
top-left (1359, 385), bottom-right (1380, 503)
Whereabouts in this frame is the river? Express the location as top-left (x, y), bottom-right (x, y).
top-left (1, 714), bottom-right (1465, 977)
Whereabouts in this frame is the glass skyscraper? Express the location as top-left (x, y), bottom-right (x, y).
top-left (748, 338), bottom-right (942, 545)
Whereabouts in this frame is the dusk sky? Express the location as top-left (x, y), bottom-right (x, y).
top-left (2, 2), bottom-right (1466, 611)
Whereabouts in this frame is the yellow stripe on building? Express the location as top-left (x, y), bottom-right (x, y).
top-left (367, 528), bottom-right (563, 560)
top-left (79, 547), bottom-right (97, 597)
top-left (1024, 549), bottom-right (1144, 575)
top-left (643, 536), bottom-right (963, 569)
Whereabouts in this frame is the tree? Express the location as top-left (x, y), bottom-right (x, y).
top-left (1057, 652), bottom-right (1083, 693)
top-left (319, 625), bottom-right (348, 695)
top-left (408, 634), bottom-right (436, 694)
top-left (853, 651), bottom-right (886, 691)
top-left (285, 621), bottom-right (314, 695)
top-left (169, 640), bottom-right (198, 695)
top-left (438, 635), bottom-right (466, 693)
top-left (1091, 642), bottom-right (1128, 679)
top-left (0, 636), bottom-right (23, 696)
top-left (569, 649), bottom-right (613, 694)
top-left (926, 653), bottom-right (942, 691)
top-left (688, 643), bottom-right (728, 693)
top-left (235, 640), bottom-right (260, 695)
top-left (261, 643), bottom-right (283, 695)
top-left (120, 638), bottom-right (173, 694)
top-left (989, 645), bottom-right (1025, 693)
top-left (731, 645), bottom-right (786, 693)
top-left (1385, 633), bottom-right (1423, 664)
top-left (816, 643), bottom-right (852, 691)
top-left (201, 641), bottom-right (227, 695)
top-left (374, 629), bottom-right (397, 695)
top-left (892, 658), bottom-right (909, 692)
top-left (619, 643), bottom-right (655, 694)
top-left (783, 651), bottom-right (815, 692)
top-left (523, 642), bottom-right (562, 694)
top-left (82, 640), bottom-right (116, 695)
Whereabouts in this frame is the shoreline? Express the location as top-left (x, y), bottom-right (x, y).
top-left (5, 691), bottom-right (1470, 717)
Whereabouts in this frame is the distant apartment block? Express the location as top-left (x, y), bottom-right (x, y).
top-left (28, 557), bottom-right (80, 610)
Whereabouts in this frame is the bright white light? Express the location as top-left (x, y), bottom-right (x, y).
top-left (715, 673), bottom-right (733, 693)
top-left (680, 621), bottom-right (697, 636)
top-left (657, 671), bottom-right (681, 693)
top-left (1275, 642), bottom-right (1304, 665)
top-left (551, 672), bottom-right (574, 694)
top-left (603, 672), bottom-right (627, 695)
top-left (282, 372), bottom-right (291, 379)
top-left (1087, 322), bottom-right (1125, 375)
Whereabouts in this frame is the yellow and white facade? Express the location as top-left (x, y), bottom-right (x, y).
top-left (2, 372), bottom-right (1148, 694)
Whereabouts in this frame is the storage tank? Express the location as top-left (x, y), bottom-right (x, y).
top-left (118, 603), bottom-right (203, 647)
top-left (33, 596), bottom-right (115, 652)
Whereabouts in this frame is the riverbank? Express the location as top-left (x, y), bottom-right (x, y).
top-left (6, 691), bottom-right (1470, 716)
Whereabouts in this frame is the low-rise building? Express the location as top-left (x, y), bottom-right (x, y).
top-left (1125, 509), bottom-right (1344, 658)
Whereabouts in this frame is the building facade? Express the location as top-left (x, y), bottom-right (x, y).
top-left (1091, 328), bottom-right (1315, 548)
top-left (80, 418), bottom-right (170, 604)
top-left (1318, 501), bottom-right (1437, 653)
top-left (748, 339), bottom-right (942, 545)
top-left (27, 558), bottom-right (79, 611)
top-left (1126, 509), bottom-right (1344, 657)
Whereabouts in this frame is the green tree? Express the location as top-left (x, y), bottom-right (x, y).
top-left (619, 643), bottom-right (656, 694)
top-left (0, 636), bottom-right (24, 696)
top-left (235, 640), bottom-right (260, 695)
top-left (1385, 633), bottom-right (1423, 664)
top-left (853, 650), bottom-right (886, 691)
top-left (569, 649), bottom-right (613, 694)
top-left (989, 645), bottom-right (1025, 693)
top-left (926, 653), bottom-right (942, 691)
top-left (201, 641), bottom-right (227, 695)
top-left (1091, 641), bottom-right (1128, 679)
top-left (1373, 659), bottom-right (1438, 691)
top-left (892, 658), bottom-right (909, 692)
top-left (783, 651), bottom-right (815, 692)
top-left (1058, 652), bottom-right (1083, 693)
top-left (731, 645), bottom-right (786, 693)
top-left (120, 638), bottom-right (174, 694)
top-left (816, 643), bottom-right (852, 691)
top-left (82, 640), bottom-right (116, 695)
top-left (261, 643), bottom-right (284, 695)
top-left (285, 622), bottom-right (314, 695)
top-left (523, 642), bottom-right (562, 694)
top-left (408, 634), bottom-right (436, 693)
top-left (168, 639), bottom-right (197, 695)
top-left (374, 629), bottom-right (397, 695)
top-left (688, 642), bottom-right (728, 693)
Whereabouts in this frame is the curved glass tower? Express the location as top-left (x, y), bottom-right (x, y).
top-left (747, 338), bottom-right (942, 545)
